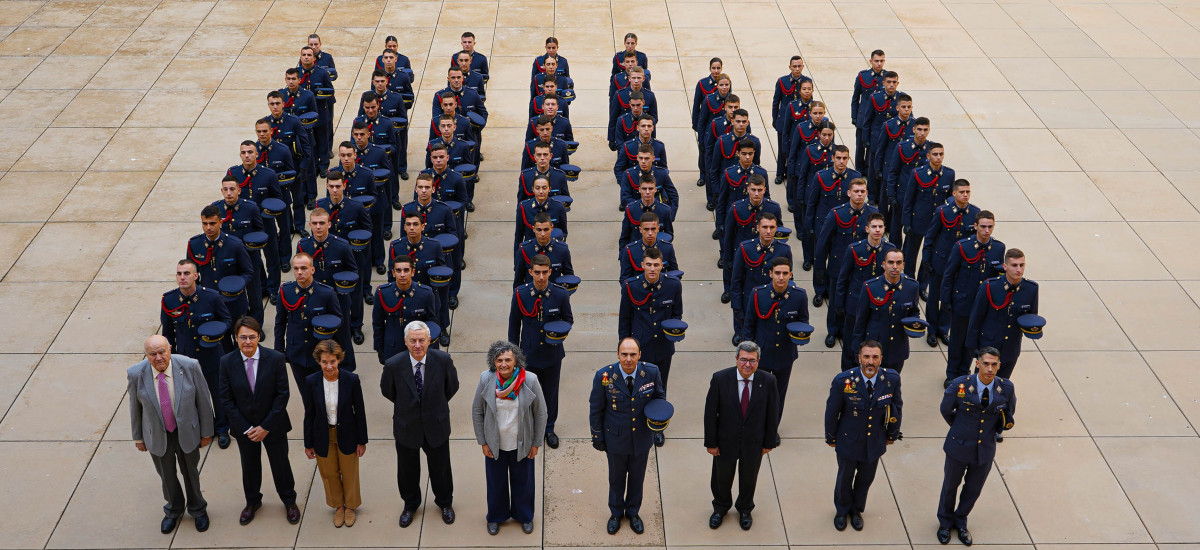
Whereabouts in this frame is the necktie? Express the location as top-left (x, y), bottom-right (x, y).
top-left (740, 379), bottom-right (750, 417)
top-left (981, 387), bottom-right (990, 408)
top-left (626, 375), bottom-right (634, 394)
top-left (415, 362), bottom-right (424, 398)
top-left (157, 372), bottom-right (177, 432)
top-left (245, 357), bottom-right (256, 393)
top-left (866, 380), bottom-right (874, 396)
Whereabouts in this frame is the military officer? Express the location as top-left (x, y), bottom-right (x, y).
top-left (715, 143), bottom-right (770, 241)
top-left (609, 51), bottom-right (652, 102)
top-left (429, 93), bottom-right (475, 152)
top-left (937, 348), bottom-right (1015, 546)
top-left (621, 175), bottom-right (675, 245)
top-left (901, 142), bottom-right (953, 288)
top-left (806, 146), bottom-right (862, 306)
top-left (941, 212), bottom-right (1004, 386)
top-left (522, 119), bottom-right (571, 171)
top-left (588, 337), bottom-right (664, 535)
top-left (707, 112), bottom-right (760, 211)
top-left (692, 58), bottom-right (723, 139)
top-left (966, 249), bottom-right (1037, 380)
top-left (531, 75), bottom-right (572, 120)
top-left (274, 252), bottom-right (349, 390)
top-left (388, 212), bottom-right (451, 340)
top-left (532, 55), bottom-right (570, 99)
top-left (515, 213), bottom-right (574, 287)
top-left (377, 47), bottom-right (416, 101)
top-left (515, 175), bottom-right (568, 249)
top-left (427, 115), bottom-right (477, 197)
top-left (851, 50), bottom-right (886, 172)
top-left (517, 142), bottom-right (569, 202)
top-left (791, 121), bottom-right (836, 270)
top-left (314, 173), bottom-right (372, 305)
top-left (329, 142), bottom-right (385, 277)
top-left (354, 93), bottom-right (402, 188)
top-left (421, 142), bottom-right (471, 229)
top-left (741, 257), bottom-right (809, 416)
top-left (618, 146), bottom-right (677, 213)
top-left (722, 176), bottom-right (781, 294)
top-left (618, 247), bottom-right (683, 404)
top-left (296, 208), bottom-right (362, 351)
top-left (883, 117), bottom-right (932, 246)
top-left (614, 115), bottom-right (666, 178)
top-left (509, 255), bottom-right (574, 448)
top-left (835, 213), bottom-right (897, 371)
top-left (784, 100), bottom-right (829, 187)
top-left (359, 71), bottom-right (409, 188)
top-left (824, 340), bottom-right (901, 532)
top-left (279, 68), bottom-right (318, 122)
top-left (403, 174), bottom-right (462, 308)
top-left (252, 122), bottom-right (295, 266)
top-left (778, 81), bottom-right (817, 179)
top-left (850, 249), bottom-right (920, 372)
top-left (815, 179), bottom-right (879, 347)
top-left (619, 213), bottom-right (679, 281)
top-left (297, 46), bottom-right (334, 180)
top-left (264, 91), bottom-right (313, 220)
top-left (731, 214), bottom-right (793, 340)
top-left (871, 93), bottom-right (913, 207)
top-left (162, 259), bottom-right (232, 448)
top-left (213, 175), bottom-right (267, 305)
top-left (190, 205), bottom-right (258, 322)
top-left (924, 179), bottom-right (979, 347)
top-left (431, 67), bottom-right (487, 132)
top-left (525, 94), bottom-right (573, 144)
top-left (350, 121), bottom-right (397, 224)
top-left (771, 56), bottom-right (812, 184)
top-left (608, 67), bottom-right (657, 149)
top-left (373, 256), bottom-right (441, 363)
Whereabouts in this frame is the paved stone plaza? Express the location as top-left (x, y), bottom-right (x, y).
top-left (1, 0), bottom-right (1200, 548)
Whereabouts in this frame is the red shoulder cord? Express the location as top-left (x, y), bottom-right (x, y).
top-left (986, 280), bottom-right (1015, 310)
top-left (915, 170), bottom-right (940, 189)
top-left (899, 145), bottom-right (918, 164)
top-left (377, 288), bottom-right (404, 313)
top-left (733, 206), bottom-right (757, 227)
top-left (626, 207), bottom-right (642, 225)
top-left (627, 248), bottom-right (645, 272)
top-left (940, 207), bottom-right (963, 228)
top-left (188, 241), bottom-right (213, 266)
top-left (740, 245), bottom-right (767, 267)
top-left (754, 291), bottom-right (779, 319)
top-left (625, 281), bottom-right (652, 306)
top-left (278, 287), bottom-right (306, 312)
top-left (865, 285), bottom-right (894, 307)
top-left (852, 248), bottom-right (877, 267)
top-left (834, 210), bottom-right (858, 229)
top-left (818, 173), bottom-right (839, 192)
top-left (778, 79), bottom-right (797, 96)
top-left (516, 293), bottom-right (541, 318)
top-left (161, 296), bottom-right (188, 318)
top-left (858, 73), bottom-right (876, 88)
top-left (958, 243), bottom-right (984, 263)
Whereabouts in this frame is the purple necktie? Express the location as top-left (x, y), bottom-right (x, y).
top-left (157, 372), bottom-right (177, 432)
top-left (740, 379), bottom-right (750, 417)
top-left (245, 357), bottom-right (256, 393)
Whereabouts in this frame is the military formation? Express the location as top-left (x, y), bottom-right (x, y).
top-left (136, 30), bottom-right (1048, 547)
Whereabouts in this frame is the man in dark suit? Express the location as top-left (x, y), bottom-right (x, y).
top-left (380, 320), bottom-right (460, 527)
top-left (128, 335), bottom-right (214, 534)
top-left (218, 317), bottom-right (299, 526)
top-left (704, 341), bottom-right (780, 531)
top-left (588, 338), bottom-right (665, 535)
top-left (937, 347), bottom-right (1016, 546)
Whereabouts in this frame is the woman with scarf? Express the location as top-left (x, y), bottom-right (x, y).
top-left (472, 340), bottom-right (548, 535)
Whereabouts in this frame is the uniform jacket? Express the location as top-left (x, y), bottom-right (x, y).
top-left (941, 374), bottom-right (1016, 464)
top-left (589, 362), bottom-right (664, 455)
top-left (824, 366), bottom-right (902, 461)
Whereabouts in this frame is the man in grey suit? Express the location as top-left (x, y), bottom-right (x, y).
top-left (127, 335), bottom-right (215, 534)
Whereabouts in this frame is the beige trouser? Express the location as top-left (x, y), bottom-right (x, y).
top-left (316, 427), bottom-right (361, 509)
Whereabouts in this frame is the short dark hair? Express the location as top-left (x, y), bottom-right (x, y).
top-left (285, 67), bottom-right (300, 77)
top-left (232, 316), bottom-right (263, 339)
top-left (748, 174), bottom-right (767, 187)
top-left (870, 49), bottom-right (885, 58)
top-left (770, 256), bottom-right (792, 270)
top-left (737, 139), bottom-right (756, 152)
top-left (867, 212), bottom-right (886, 224)
top-left (177, 258), bottom-right (199, 271)
top-left (200, 204), bottom-right (220, 219)
top-left (644, 247), bottom-right (663, 261)
top-left (913, 116), bottom-right (931, 127)
top-left (952, 178), bottom-right (970, 190)
top-left (639, 211), bottom-right (659, 224)
top-left (533, 212), bottom-right (552, 225)
top-left (859, 339), bottom-right (882, 353)
top-left (833, 144), bottom-right (850, 156)
top-left (266, 90), bottom-right (283, 101)
top-left (361, 91), bottom-right (379, 104)
top-left (392, 255), bottom-right (416, 270)
top-left (883, 70), bottom-right (899, 79)
top-left (1004, 248), bottom-right (1024, 262)
top-left (629, 90), bottom-right (644, 102)
top-left (759, 212), bottom-right (777, 224)
top-left (732, 108), bottom-right (749, 118)
top-left (895, 92), bottom-right (912, 104)
top-left (637, 143), bottom-right (654, 155)
top-left (976, 210), bottom-right (995, 222)
top-left (531, 254), bottom-right (551, 268)
top-left (977, 346), bottom-right (1001, 360)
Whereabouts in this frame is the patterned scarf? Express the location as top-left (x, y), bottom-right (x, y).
top-left (496, 367), bottom-right (526, 400)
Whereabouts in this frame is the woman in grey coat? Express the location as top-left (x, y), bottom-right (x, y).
top-left (472, 340), bottom-right (548, 535)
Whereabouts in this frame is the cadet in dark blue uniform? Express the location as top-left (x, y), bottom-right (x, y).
top-left (314, 174), bottom-right (372, 306)
top-left (430, 92), bottom-right (475, 148)
top-left (373, 256), bottom-right (440, 363)
top-left (252, 124), bottom-right (296, 271)
top-left (883, 118), bottom-right (931, 246)
top-left (941, 212), bottom-right (1003, 385)
top-left (692, 58), bottom-right (723, 148)
top-left (329, 142), bottom-right (385, 279)
top-left (297, 47), bottom-right (334, 179)
top-left (350, 122), bottom-right (397, 225)
top-left (771, 56), bottom-right (812, 184)
top-left (422, 142), bottom-right (471, 229)
top-left (806, 146), bottom-right (862, 305)
top-left (791, 121), bottom-right (836, 269)
top-left (851, 50), bottom-right (886, 173)
top-left (389, 212), bottom-right (452, 340)
top-left (213, 176), bottom-right (266, 304)
top-left (515, 175), bottom-right (568, 249)
top-left (731, 214), bottom-right (793, 341)
top-left (742, 257), bottom-right (808, 415)
top-left (275, 252), bottom-right (352, 391)
top-left (265, 92), bottom-right (313, 227)
top-left (621, 175), bottom-right (675, 245)
top-left (835, 214), bottom-right (897, 371)
top-left (533, 56), bottom-right (572, 99)
top-left (432, 68), bottom-right (487, 156)
top-left (456, 32), bottom-right (489, 79)
top-left (784, 99), bottom-right (829, 187)
top-left (924, 180), bottom-right (979, 347)
top-left (715, 142), bottom-right (769, 240)
top-left (518, 143), bottom-right (570, 201)
top-left (297, 208), bottom-right (362, 351)
top-left (515, 213), bottom-right (574, 287)
top-left (708, 112), bottom-right (760, 211)
top-left (609, 67), bottom-right (656, 150)
top-left (696, 84), bottom-right (734, 184)
top-left (509, 255), bottom-right (574, 448)
top-left (815, 180), bottom-right (879, 347)
top-left (871, 93), bottom-right (913, 207)
top-left (190, 205), bottom-right (259, 323)
top-left (901, 143), bottom-right (953, 288)
top-left (377, 47), bottom-right (416, 108)
top-left (937, 348), bottom-right (1015, 546)
top-left (521, 125), bottom-right (571, 171)
top-left (454, 50), bottom-right (486, 100)
top-left (856, 70), bottom-right (899, 192)
top-left (360, 72), bottom-right (410, 189)
top-left (966, 249), bottom-right (1038, 380)
top-left (613, 33), bottom-right (648, 74)
top-left (620, 213), bottom-right (678, 281)
top-left (403, 174), bottom-right (462, 307)
top-left (618, 149), bottom-right (677, 213)
top-left (531, 76), bottom-right (572, 120)
top-left (354, 93), bottom-right (402, 197)
top-left (589, 337), bottom-right (664, 536)
top-left (524, 96), bottom-right (573, 145)
top-left (618, 248), bottom-right (683, 397)
top-left (610, 52), bottom-right (652, 102)
top-left (279, 68), bottom-right (319, 193)
top-left (614, 115), bottom-right (665, 178)
top-left (722, 176), bottom-right (781, 294)
top-left (162, 259), bottom-right (232, 447)
top-left (532, 36), bottom-right (570, 78)
top-left (850, 249), bottom-right (920, 371)
top-left (427, 116), bottom-right (477, 204)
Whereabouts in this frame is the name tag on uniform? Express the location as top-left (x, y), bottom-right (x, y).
top-left (661, 300), bottom-right (673, 305)
top-left (548, 308), bottom-right (559, 314)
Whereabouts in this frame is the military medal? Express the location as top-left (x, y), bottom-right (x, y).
top-left (957, 383), bottom-right (966, 398)
top-left (601, 372), bottom-right (611, 386)
top-left (843, 379), bottom-right (856, 394)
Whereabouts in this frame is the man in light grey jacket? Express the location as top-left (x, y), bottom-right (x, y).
top-left (127, 335), bottom-right (215, 534)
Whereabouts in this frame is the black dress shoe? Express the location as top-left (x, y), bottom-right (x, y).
top-left (628, 514), bottom-right (644, 534)
top-left (319, 169), bottom-right (328, 179)
top-left (285, 503), bottom-right (300, 524)
top-left (268, 293), bottom-right (278, 305)
top-left (439, 333), bottom-right (450, 347)
top-left (383, 229), bottom-right (392, 240)
top-left (607, 515), bottom-right (621, 534)
top-left (363, 292), bottom-right (374, 305)
top-left (936, 526), bottom-right (951, 544)
top-left (721, 292), bottom-right (731, 304)
top-left (849, 510), bottom-right (863, 531)
top-left (392, 200), bottom-right (403, 211)
top-left (717, 258), bottom-right (724, 269)
top-left (353, 329), bottom-right (365, 345)
top-left (738, 511), bottom-right (752, 530)
top-left (920, 289), bottom-right (929, 302)
top-left (545, 431), bottom-right (559, 448)
top-left (709, 510), bottom-right (724, 529)
top-left (788, 204), bottom-right (795, 213)
top-left (161, 516), bottom-right (179, 534)
top-left (711, 229), bottom-right (720, 240)
top-left (460, 259), bottom-right (467, 269)
top-left (732, 334), bottom-right (740, 346)
top-left (400, 171), bottom-right (410, 180)
top-left (802, 260), bottom-right (813, 271)
top-left (618, 203), bottom-right (626, 212)
top-left (281, 263), bottom-right (291, 273)
top-left (449, 296), bottom-right (459, 309)
top-left (825, 334), bottom-right (837, 348)
top-left (927, 333), bottom-right (938, 347)
top-left (239, 503), bottom-right (260, 525)
top-left (958, 528), bottom-right (973, 546)
top-left (194, 514), bottom-right (210, 532)
top-left (813, 294), bottom-right (825, 307)
top-left (696, 177), bottom-right (706, 187)
top-left (938, 333), bottom-right (950, 346)
top-left (521, 521), bottom-right (534, 533)
top-left (217, 432), bottom-right (230, 449)
top-left (466, 202), bottom-right (475, 212)
top-left (399, 508), bottom-right (415, 527)
top-left (995, 433), bottom-right (1004, 442)
top-left (441, 506), bottom-right (455, 524)
top-left (487, 522), bottom-right (499, 535)
top-left (653, 431), bottom-right (665, 447)
top-left (944, 378), bottom-right (954, 388)
top-left (376, 264), bottom-right (386, 275)
top-left (833, 513), bottom-right (847, 531)
top-left (774, 175), bottom-right (784, 184)
top-left (306, 199), bottom-right (316, 210)
top-left (706, 202), bottom-right (715, 211)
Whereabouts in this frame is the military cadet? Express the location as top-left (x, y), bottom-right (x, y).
top-left (708, 112), bottom-right (760, 212)
top-left (297, 208), bottom-right (362, 351)
top-left (731, 214), bottom-right (793, 341)
top-left (264, 91), bottom-right (313, 218)
top-left (966, 249), bottom-right (1037, 381)
top-left (609, 52), bottom-right (652, 111)
top-left (307, 34), bottom-right (336, 81)
top-left (515, 175), bottom-right (569, 249)
top-left (359, 71), bottom-right (409, 185)
top-left (824, 340), bottom-right (901, 532)
top-left (612, 33), bottom-right (648, 74)
top-left (608, 67), bottom-right (657, 150)
top-left (589, 337), bottom-right (664, 535)
top-left (901, 142), bottom-right (953, 290)
top-left (389, 212), bottom-right (451, 341)
top-left (806, 146), bottom-right (863, 307)
top-left (531, 75), bottom-right (572, 120)
top-left (884, 117), bottom-right (931, 246)
top-left (791, 121), bottom-right (837, 270)
top-left (618, 145), bottom-right (677, 212)
top-left (621, 174), bottom-right (675, 245)
top-left (695, 76), bottom-right (733, 185)
top-left (297, 46), bottom-right (335, 180)
top-left (851, 50), bottom-right (886, 173)
top-left (835, 214), bottom-right (897, 371)
top-left (532, 36), bottom-right (570, 77)
top-left (374, 255), bottom-right (441, 363)
top-left (213, 175), bottom-right (266, 303)
top-left (454, 50), bottom-right (487, 101)
top-left (715, 140), bottom-right (769, 241)
top-left (350, 121), bottom-right (397, 226)
top-left (378, 49), bottom-right (417, 134)
top-left (784, 99), bottom-right (829, 190)
top-left (778, 80), bottom-right (817, 177)
top-left (618, 248), bottom-right (683, 403)
top-left (455, 32), bottom-right (489, 78)
top-left (850, 249), bottom-right (920, 372)
top-left (190, 205), bottom-right (259, 323)
top-left (279, 69), bottom-right (319, 159)
top-left (329, 142), bottom-right (385, 281)
top-left (522, 121), bottom-right (571, 171)
top-left (524, 95), bottom-right (573, 143)
top-left (871, 93), bottom-right (914, 207)
top-left (229, 139), bottom-right (284, 299)
top-left (428, 115), bottom-right (476, 178)
top-left (924, 179), bottom-right (979, 347)
top-left (941, 212), bottom-right (1003, 386)
top-left (937, 348), bottom-right (1015, 546)
top-left (253, 120), bottom-right (297, 259)
top-left (403, 174), bottom-right (462, 308)
top-left (274, 252), bottom-right (350, 391)
top-left (741, 257), bottom-right (809, 416)
top-left (162, 259), bottom-right (232, 448)
top-left (722, 175), bottom-right (783, 288)
top-left (429, 93), bottom-right (475, 153)
top-left (314, 173), bottom-right (372, 307)
top-left (532, 56), bottom-right (571, 99)
top-left (691, 58), bottom-right (723, 143)
top-left (518, 142), bottom-right (570, 201)
top-left (614, 115), bottom-right (666, 178)
top-left (432, 67), bottom-right (487, 130)
top-left (515, 213), bottom-right (574, 287)
top-left (856, 70), bottom-right (899, 190)
top-left (509, 254), bottom-right (574, 448)
top-left (815, 179), bottom-right (879, 347)
top-left (355, 92), bottom-right (403, 188)
top-left (620, 212), bottom-right (679, 281)
top-left (771, 56), bottom-right (812, 184)
top-left (421, 143), bottom-right (471, 231)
